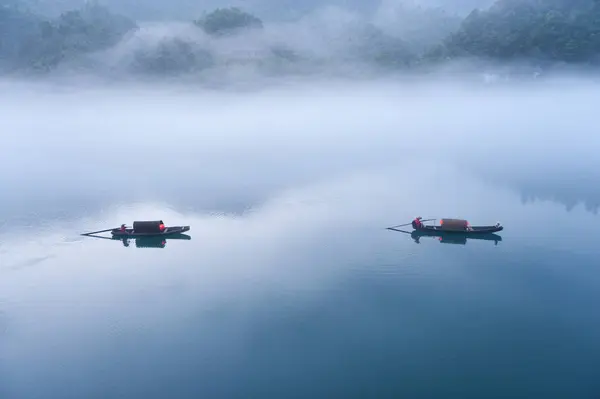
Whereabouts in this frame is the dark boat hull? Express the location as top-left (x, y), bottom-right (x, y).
top-left (111, 226), bottom-right (190, 237)
top-left (416, 225), bottom-right (503, 234)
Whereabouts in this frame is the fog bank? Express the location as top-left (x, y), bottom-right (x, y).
top-left (1, 74), bottom-right (599, 226)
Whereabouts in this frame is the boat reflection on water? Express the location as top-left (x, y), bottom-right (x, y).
top-left (119, 233), bottom-right (192, 248)
top-left (85, 233), bottom-right (192, 248)
top-left (410, 230), bottom-right (502, 246)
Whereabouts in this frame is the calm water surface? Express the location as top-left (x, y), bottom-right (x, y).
top-left (1, 78), bottom-right (599, 398)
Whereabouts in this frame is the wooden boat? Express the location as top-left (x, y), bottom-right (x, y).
top-left (81, 220), bottom-right (191, 238)
top-left (411, 217), bottom-right (503, 234)
top-left (387, 217), bottom-right (503, 235)
top-left (413, 224), bottom-right (503, 234)
top-left (111, 221), bottom-right (190, 237)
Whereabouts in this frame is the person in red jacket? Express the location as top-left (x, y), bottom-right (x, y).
top-left (412, 217), bottom-right (423, 230)
top-left (159, 222), bottom-right (165, 231)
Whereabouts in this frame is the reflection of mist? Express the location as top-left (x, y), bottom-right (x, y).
top-left (2, 149), bottom-right (600, 398)
top-left (3, 179), bottom-right (599, 398)
top-left (518, 181), bottom-right (600, 215)
top-left (470, 165), bottom-right (600, 215)
top-left (0, 308), bottom-right (5, 336)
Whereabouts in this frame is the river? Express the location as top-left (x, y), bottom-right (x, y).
top-left (1, 76), bottom-right (599, 398)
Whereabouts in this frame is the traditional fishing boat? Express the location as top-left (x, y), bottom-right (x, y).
top-left (111, 220), bottom-right (190, 237)
top-left (412, 217), bottom-right (503, 234)
top-left (81, 220), bottom-right (191, 238)
top-left (387, 217), bottom-right (503, 235)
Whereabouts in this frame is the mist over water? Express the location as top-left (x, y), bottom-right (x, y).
top-left (2, 73), bottom-right (599, 219)
top-left (2, 66), bottom-right (600, 398)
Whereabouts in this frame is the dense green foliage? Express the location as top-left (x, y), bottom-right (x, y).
top-left (432, 0), bottom-right (600, 64)
top-left (0, 1), bottom-right (137, 72)
top-left (374, 2), bottom-right (463, 54)
top-left (130, 39), bottom-right (214, 75)
top-left (193, 7), bottom-right (263, 36)
top-left (350, 24), bottom-right (415, 68)
top-left (3, 0), bottom-right (600, 75)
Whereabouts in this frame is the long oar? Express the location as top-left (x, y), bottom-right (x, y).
top-left (387, 227), bottom-right (412, 234)
top-left (387, 219), bottom-right (436, 230)
top-left (81, 227), bottom-right (118, 236)
top-left (82, 234), bottom-right (116, 240)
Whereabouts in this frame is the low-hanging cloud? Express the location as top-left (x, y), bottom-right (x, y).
top-left (6, 0), bottom-right (593, 85)
top-left (41, 2), bottom-right (473, 83)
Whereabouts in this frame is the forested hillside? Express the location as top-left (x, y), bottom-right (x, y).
top-left (432, 0), bottom-right (600, 63)
top-left (1, 1), bottom-right (137, 72)
top-left (2, 0), bottom-right (600, 76)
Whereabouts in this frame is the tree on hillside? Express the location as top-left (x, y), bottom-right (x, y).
top-left (52, 4), bottom-right (137, 52)
top-left (194, 7), bottom-right (263, 36)
top-left (1, 2), bottom-right (137, 71)
top-left (0, 1), bottom-right (43, 64)
top-left (131, 38), bottom-right (214, 75)
top-left (353, 24), bottom-right (415, 68)
top-left (429, 0), bottom-right (600, 64)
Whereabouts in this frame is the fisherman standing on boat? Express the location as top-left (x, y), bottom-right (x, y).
top-left (120, 224), bottom-right (127, 232)
top-left (412, 217), bottom-right (423, 230)
top-left (159, 221), bottom-right (165, 232)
